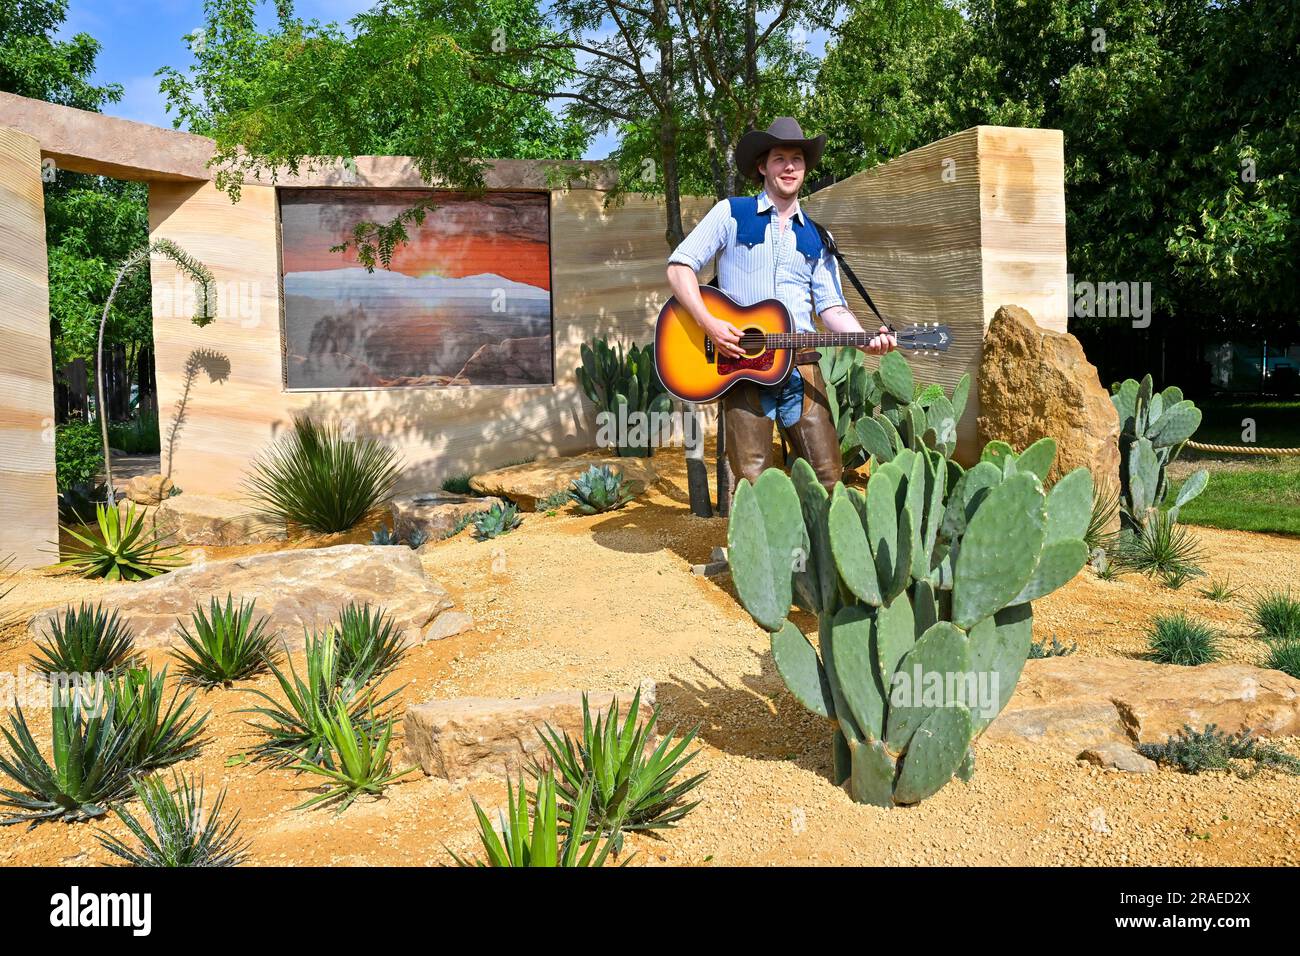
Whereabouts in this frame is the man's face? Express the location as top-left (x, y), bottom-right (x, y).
top-left (758, 146), bottom-right (806, 200)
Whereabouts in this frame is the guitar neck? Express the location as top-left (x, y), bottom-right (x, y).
top-left (764, 332), bottom-right (935, 350)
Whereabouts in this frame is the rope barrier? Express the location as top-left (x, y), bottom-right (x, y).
top-left (1185, 440), bottom-right (1300, 456)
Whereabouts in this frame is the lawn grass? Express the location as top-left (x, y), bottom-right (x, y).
top-left (1169, 458), bottom-right (1300, 536)
top-left (1193, 397), bottom-right (1300, 447)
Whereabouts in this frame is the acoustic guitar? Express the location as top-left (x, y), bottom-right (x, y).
top-left (654, 285), bottom-right (951, 404)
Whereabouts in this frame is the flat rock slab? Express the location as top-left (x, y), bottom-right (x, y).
top-left (1078, 741), bottom-right (1158, 773)
top-left (390, 492), bottom-right (504, 541)
top-left (27, 544), bottom-right (467, 651)
top-left (468, 455), bottom-right (658, 511)
top-left (986, 656), bottom-right (1300, 753)
top-left (119, 493), bottom-right (284, 547)
top-left (403, 684), bottom-right (656, 782)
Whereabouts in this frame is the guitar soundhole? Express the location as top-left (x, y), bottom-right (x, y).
top-left (717, 327), bottom-right (774, 375)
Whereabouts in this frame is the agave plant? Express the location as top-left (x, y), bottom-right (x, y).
top-left (98, 771), bottom-right (250, 867)
top-left (112, 667), bottom-right (208, 771)
top-left (31, 602), bottom-right (138, 677)
top-left (0, 697), bottom-right (137, 826)
top-left (534, 689), bottom-right (704, 843)
top-left (57, 503), bottom-right (184, 581)
top-left (290, 700), bottom-right (415, 813)
top-left (472, 501), bottom-right (522, 540)
top-left (332, 602), bottom-right (406, 687)
top-left (369, 526), bottom-right (400, 546)
top-left (449, 771), bottom-right (623, 867)
top-left (240, 633), bottom-right (398, 768)
top-left (244, 416), bottom-right (404, 534)
top-left (172, 595), bottom-right (281, 688)
top-left (568, 464), bottom-right (639, 515)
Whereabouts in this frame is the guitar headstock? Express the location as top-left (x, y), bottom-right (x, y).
top-left (895, 322), bottom-right (951, 356)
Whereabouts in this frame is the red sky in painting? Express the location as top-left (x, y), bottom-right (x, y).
top-left (280, 191), bottom-right (551, 291)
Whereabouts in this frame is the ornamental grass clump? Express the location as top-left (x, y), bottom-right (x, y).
top-left (98, 771), bottom-right (250, 867)
top-left (245, 416), bottom-right (403, 534)
top-left (1247, 588), bottom-right (1300, 642)
top-left (1145, 612), bottom-right (1222, 666)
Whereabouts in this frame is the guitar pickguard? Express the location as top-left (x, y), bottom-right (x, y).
top-left (717, 350), bottom-right (776, 375)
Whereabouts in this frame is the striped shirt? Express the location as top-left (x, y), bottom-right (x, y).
top-left (667, 190), bottom-right (847, 333)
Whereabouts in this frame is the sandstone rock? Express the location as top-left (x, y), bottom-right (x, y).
top-left (119, 493), bottom-right (284, 546)
top-left (986, 656), bottom-right (1300, 753)
top-left (469, 455), bottom-right (658, 511)
top-left (403, 684), bottom-right (656, 782)
top-left (27, 544), bottom-right (460, 652)
top-left (454, 335), bottom-right (552, 386)
top-left (1078, 742), bottom-right (1158, 773)
top-left (391, 492), bottom-right (504, 541)
top-left (976, 304), bottom-right (1120, 492)
top-left (123, 473), bottom-right (174, 506)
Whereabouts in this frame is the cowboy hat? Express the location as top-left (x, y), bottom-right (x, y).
top-left (734, 117), bottom-right (827, 183)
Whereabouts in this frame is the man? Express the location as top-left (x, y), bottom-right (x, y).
top-left (665, 116), bottom-right (898, 493)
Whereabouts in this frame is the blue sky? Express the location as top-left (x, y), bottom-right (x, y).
top-left (63, 0), bottom-right (832, 161)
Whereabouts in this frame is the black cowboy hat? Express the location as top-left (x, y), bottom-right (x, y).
top-left (734, 117), bottom-right (827, 183)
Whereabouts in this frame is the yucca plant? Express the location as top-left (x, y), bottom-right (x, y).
top-left (0, 697), bottom-right (137, 826)
top-left (1199, 575), bottom-right (1242, 603)
top-left (31, 602), bottom-right (138, 677)
top-left (1146, 612), bottom-right (1222, 666)
top-left (57, 502), bottom-right (184, 581)
top-left (534, 690), bottom-right (704, 844)
top-left (1113, 509), bottom-right (1204, 577)
top-left (568, 464), bottom-right (639, 515)
top-left (1247, 588), bottom-right (1300, 642)
top-left (240, 633), bottom-right (397, 768)
top-left (244, 416), bottom-right (404, 534)
top-left (289, 700), bottom-right (415, 813)
top-left (472, 501), bottom-right (522, 540)
top-left (332, 603), bottom-right (406, 687)
top-left (1263, 640), bottom-right (1300, 680)
top-left (449, 771), bottom-right (623, 867)
top-left (1085, 476), bottom-right (1120, 552)
top-left (98, 771), bottom-right (250, 867)
top-left (111, 667), bottom-right (208, 771)
top-left (172, 595), bottom-right (281, 687)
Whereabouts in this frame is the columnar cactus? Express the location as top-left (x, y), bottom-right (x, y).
top-left (821, 350), bottom-right (970, 468)
top-left (726, 438), bottom-right (1092, 806)
top-left (576, 338), bottom-right (672, 458)
top-left (1110, 376), bottom-right (1208, 529)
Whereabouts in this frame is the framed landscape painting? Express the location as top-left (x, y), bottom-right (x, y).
top-left (278, 188), bottom-right (553, 389)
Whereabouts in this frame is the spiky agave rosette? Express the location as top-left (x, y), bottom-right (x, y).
top-left (726, 437), bottom-right (1093, 806)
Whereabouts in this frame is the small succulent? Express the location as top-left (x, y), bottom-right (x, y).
top-left (406, 528), bottom-right (429, 549)
top-left (472, 501), bottom-right (522, 540)
top-left (1138, 724), bottom-right (1300, 776)
top-left (568, 465), bottom-right (639, 515)
top-left (31, 602), bottom-right (138, 677)
top-left (57, 502), bottom-right (184, 581)
top-left (370, 526), bottom-right (400, 546)
top-left (1028, 635), bottom-right (1078, 659)
top-left (172, 594), bottom-right (281, 687)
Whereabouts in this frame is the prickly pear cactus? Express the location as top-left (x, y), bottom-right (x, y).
top-left (1110, 376), bottom-right (1208, 529)
top-left (820, 349), bottom-right (971, 469)
top-left (727, 438), bottom-right (1092, 806)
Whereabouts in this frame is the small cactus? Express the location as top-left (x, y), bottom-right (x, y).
top-left (472, 501), bottom-right (522, 540)
top-left (568, 465), bottom-right (639, 515)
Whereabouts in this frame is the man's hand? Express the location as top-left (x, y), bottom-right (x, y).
top-left (862, 325), bottom-right (897, 356)
top-left (699, 313), bottom-right (746, 358)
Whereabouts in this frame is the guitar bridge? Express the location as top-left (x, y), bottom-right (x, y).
top-left (704, 337), bottom-right (716, 365)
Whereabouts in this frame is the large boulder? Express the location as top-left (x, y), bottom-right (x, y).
top-left (402, 684), bottom-right (656, 782)
top-left (26, 544), bottom-right (468, 651)
top-left (976, 304), bottom-right (1120, 489)
top-left (390, 492), bottom-right (504, 541)
top-left (986, 656), bottom-right (1300, 756)
top-left (119, 493), bottom-right (284, 547)
top-left (468, 455), bottom-right (658, 511)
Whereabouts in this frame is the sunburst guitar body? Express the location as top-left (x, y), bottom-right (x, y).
top-left (654, 285), bottom-right (951, 404)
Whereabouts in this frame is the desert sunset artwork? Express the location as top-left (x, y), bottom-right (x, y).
top-left (279, 189), bottom-right (553, 389)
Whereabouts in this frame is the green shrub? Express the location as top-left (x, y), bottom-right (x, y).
top-left (0, 697), bottom-right (136, 826)
top-left (57, 502), bottom-right (184, 581)
top-left (472, 501), bottom-right (522, 540)
top-left (568, 465), bottom-right (639, 515)
top-left (1138, 724), bottom-right (1300, 776)
top-left (290, 700), bottom-right (414, 813)
top-left (31, 602), bottom-right (138, 676)
top-left (55, 420), bottom-right (104, 492)
top-left (98, 771), bottom-right (250, 867)
top-left (534, 689), bottom-right (704, 845)
top-left (244, 416), bottom-right (404, 534)
top-left (106, 412), bottom-right (161, 455)
top-left (1146, 612), bottom-right (1222, 666)
top-left (1263, 640), bottom-right (1300, 681)
top-left (173, 595), bottom-right (281, 687)
top-left (440, 474), bottom-right (473, 495)
top-left (450, 771), bottom-right (623, 867)
top-left (1247, 588), bottom-right (1300, 642)
top-left (1198, 575), bottom-right (1241, 603)
top-left (111, 667), bottom-right (208, 771)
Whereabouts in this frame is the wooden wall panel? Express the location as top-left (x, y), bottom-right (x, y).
top-left (148, 181), bottom-right (713, 497)
top-left (0, 127), bottom-right (57, 568)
